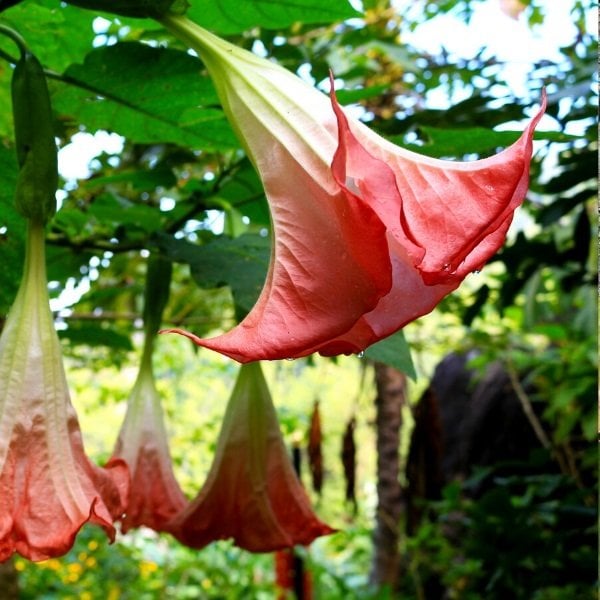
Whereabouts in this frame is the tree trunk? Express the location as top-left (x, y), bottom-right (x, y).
top-left (370, 363), bottom-right (406, 591)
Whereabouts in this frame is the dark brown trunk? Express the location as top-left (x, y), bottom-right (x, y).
top-left (341, 416), bottom-right (357, 514)
top-left (370, 363), bottom-right (406, 590)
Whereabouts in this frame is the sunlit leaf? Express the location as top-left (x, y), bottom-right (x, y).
top-left (364, 330), bottom-right (416, 380)
top-left (52, 42), bottom-right (237, 149)
top-left (399, 126), bottom-right (576, 159)
top-left (0, 144), bottom-right (23, 314)
top-left (188, 0), bottom-right (359, 34)
top-left (156, 233), bottom-right (269, 319)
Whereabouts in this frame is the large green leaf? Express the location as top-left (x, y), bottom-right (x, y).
top-left (187, 0), bottom-right (359, 34)
top-left (58, 322), bottom-right (133, 352)
top-left (0, 58), bottom-right (13, 139)
top-left (81, 165), bottom-right (177, 191)
top-left (0, 144), bottom-right (24, 314)
top-left (0, 1), bottom-right (96, 137)
top-left (364, 330), bottom-right (416, 380)
top-left (2, 0), bottom-right (95, 71)
top-left (51, 42), bottom-right (237, 149)
top-left (86, 193), bottom-right (164, 233)
top-left (156, 232), bottom-right (269, 319)
top-left (398, 126), bottom-right (576, 159)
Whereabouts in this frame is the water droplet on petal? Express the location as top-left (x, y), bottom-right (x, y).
top-left (357, 351), bottom-right (365, 359)
top-left (345, 176), bottom-right (362, 197)
top-left (473, 269), bottom-right (481, 275)
top-left (285, 357), bottom-right (295, 362)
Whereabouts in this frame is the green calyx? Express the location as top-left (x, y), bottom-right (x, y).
top-left (63, 0), bottom-right (188, 19)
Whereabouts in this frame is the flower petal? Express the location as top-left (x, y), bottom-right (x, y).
top-left (170, 155), bottom-right (391, 362)
top-left (333, 84), bottom-right (547, 285)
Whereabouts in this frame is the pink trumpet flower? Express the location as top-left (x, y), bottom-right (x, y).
top-left (0, 223), bottom-right (129, 562)
top-left (167, 362), bottom-right (334, 552)
top-left (110, 342), bottom-right (187, 534)
top-left (159, 14), bottom-right (545, 362)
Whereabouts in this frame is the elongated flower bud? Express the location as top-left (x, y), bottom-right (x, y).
top-left (11, 50), bottom-right (58, 224)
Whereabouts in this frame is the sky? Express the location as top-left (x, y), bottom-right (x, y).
top-left (397, 0), bottom-right (589, 62)
top-left (396, 0), bottom-right (595, 104)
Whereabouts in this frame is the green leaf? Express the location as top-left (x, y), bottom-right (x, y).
top-left (0, 60), bottom-right (13, 139)
top-left (63, 0), bottom-right (181, 19)
top-left (82, 166), bottom-right (177, 191)
top-left (58, 322), bottom-right (133, 351)
top-left (209, 159), bottom-right (269, 225)
top-left (398, 126), bottom-right (577, 159)
top-left (0, 143), bottom-right (24, 314)
top-left (46, 244), bottom-right (94, 285)
top-left (335, 83), bottom-right (390, 105)
top-left (86, 193), bottom-right (163, 233)
top-left (156, 232), bottom-right (269, 319)
top-left (364, 330), bottom-right (416, 380)
top-left (2, 0), bottom-right (95, 71)
top-left (0, 1), bottom-right (96, 140)
top-left (52, 42), bottom-right (237, 149)
top-left (187, 0), bottom-right (359, 34)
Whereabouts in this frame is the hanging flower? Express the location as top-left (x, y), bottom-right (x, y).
top-left (0, 222), bottom-right (129, 562)
top-left (159, 15), bottom-right (545, 362)
top-left (320, 86), bottom-right (545, 354)
top-left (167, 362), bottom-right (334, 552)
top-left (110, 354), bottom-right (187, 534)
top-left (109, 256), bottom-right (187, 534)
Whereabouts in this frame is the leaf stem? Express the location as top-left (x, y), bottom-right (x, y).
top-left (505, 361), bottom-right (551, 450)
top-left (0, 23), bottom-right (28, 58)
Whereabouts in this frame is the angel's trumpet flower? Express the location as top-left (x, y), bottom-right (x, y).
top-left (0, 223), bottom-right (129, 561)
top-left (159, 15), bottom-right (545, 362)
top-left (167, 362), bottom-right (334, 552)
top-left (110, 257), bottom-right (187, 533)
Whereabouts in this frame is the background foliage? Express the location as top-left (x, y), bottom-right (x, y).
top-left (0, 0), bottom-right (596, 597)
